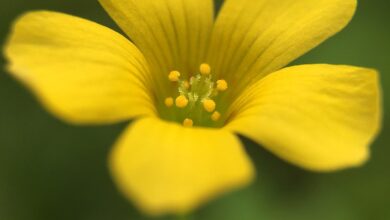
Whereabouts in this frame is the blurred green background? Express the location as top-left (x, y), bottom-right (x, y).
top-left (0, 0), bottom-right (388, 219)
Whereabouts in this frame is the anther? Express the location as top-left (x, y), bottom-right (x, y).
top-left (183, 80), bottom-right (190, 89)
top-left (183, 118), bottom-right (193, 127)
top-left (164, 97), bottom-right (174, 107)
top-left (168, 70), bottom-right (181, 82)
top-left (175, 95), bottom-right (189, 108)
top-left (203, 99), bottom-right (216, 112)
top-left (211, 111), bottom-right (221, 121)
top-left (200, 63), bottom-right (211, 75)
top-left (216, 79), bottom-right (228, 91)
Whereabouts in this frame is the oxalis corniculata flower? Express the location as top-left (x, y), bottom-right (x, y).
top-left (4, 0), bottom-right (382, 216)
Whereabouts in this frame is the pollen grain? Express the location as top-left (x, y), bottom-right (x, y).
top-left (183, 118), bottom-right (194, 127)
top-left (203, 99), bottom-right (216, 112)
top-left (164, 97), bottom-right (174, 107)
top-left (200, 63), bottom-right (211, 75)
top-left (168, 70), bottom-right (181, 82)
top-left (211, 111), bottom-right (221, 121)
top-left (175, 95), bottom-right (189, 108)
top-left (216, 79), bottom-right (228, 91)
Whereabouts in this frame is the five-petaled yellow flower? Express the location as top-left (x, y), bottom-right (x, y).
top-left (4, 0), bottom-right (381, 216)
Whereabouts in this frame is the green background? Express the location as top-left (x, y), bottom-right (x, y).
top-left (0, 0), bottom-right (388, 219)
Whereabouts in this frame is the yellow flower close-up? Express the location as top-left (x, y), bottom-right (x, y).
top-left (3, 0), bottom-right (381, 217)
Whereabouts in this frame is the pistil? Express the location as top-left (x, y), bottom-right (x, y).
top-left (165, 63), bottom-right (228, 127)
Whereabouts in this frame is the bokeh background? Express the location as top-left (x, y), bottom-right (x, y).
top-left (0, 0), bottom-right (388, 219)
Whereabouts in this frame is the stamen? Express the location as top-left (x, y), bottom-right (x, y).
top-left (168, 70), bottom-right (181, 82)
top-left (183, 118), bottom-right (193, 127)
top-left (165, 64), bottom-right (226, 127)
top-left (200, 63), bottom-right (211, 75)
top-left (216, 80), bottom-right (228, 91)
top-left (211, 111), bottom-right (221, 121)
top-left (183, 80), bottom-right (190, 89)
top-left (175, 95), bottom-right (188, 108)
top-left (164, 97), bottom-right (174, 107)
top-left (203, 99), bottom-right (216, 112)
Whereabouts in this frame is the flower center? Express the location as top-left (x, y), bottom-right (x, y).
top-left (164, 63), bottom-right (228, 127)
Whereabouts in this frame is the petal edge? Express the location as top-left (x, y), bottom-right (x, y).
top-left (226, 64), bottom-right (381, 171)
top-left (4, 11), bottom-right (155, 124)
top-left (110, 117), bottom-right (254, 215)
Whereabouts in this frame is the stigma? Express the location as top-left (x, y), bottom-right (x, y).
top-left (164, 63), bottom-right (228, 127)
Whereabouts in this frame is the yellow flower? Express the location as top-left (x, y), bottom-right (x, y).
top-left (3, 0), bottom-right (381, 216)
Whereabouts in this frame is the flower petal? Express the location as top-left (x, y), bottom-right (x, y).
top-left (226, 64), bottom-right (381, 171)
top-left (208, 0), bottom-right (357, 89)
top-left (99, 0), bottom-right (214, 88)
top-left (4, 11), bottom-right (155, 124)
top-left (110, 117), bottom-right (254, 215)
